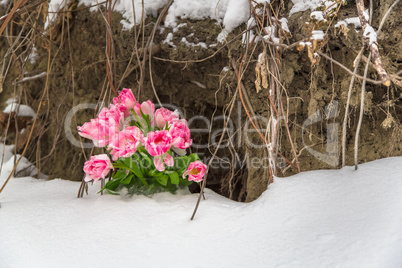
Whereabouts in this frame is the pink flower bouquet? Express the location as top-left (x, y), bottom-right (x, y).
top-left (78, 88), bottom-right (207, 195)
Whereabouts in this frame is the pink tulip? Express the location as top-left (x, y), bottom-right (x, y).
top-left (97, 107), bottom-right (123, 127)
top-left (114, 88), bottom-right (136, 110)
top-left (89, 118), bottom-right (120, 147)
top-left (78, 120), bottom-right (94, 140)
top-left (169, 119), bottom-right (192, 149)
top-left (153, 153), bottom-right (174, 172)
top-left (155, 108), bottom-right (180, 129)
top-left (145, 130), bottom-right (172, 156)
top-left (183, 161), bottom-right (207, 182)
top-left (78, 118), bottom-right (117, 147)
top-left (145, 130), bottom-right (173, 172)
top-left (83, 154), bottom-right (114, 183)
top-left (109, 126), bottom-right (144, 161)
top-left (134, 100), bottom-right (155, 118)
top-left (110, 103), bottom-right (129, 117)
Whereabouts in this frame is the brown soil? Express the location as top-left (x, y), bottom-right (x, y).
top-left (0, 0), bottom-right (401, 202)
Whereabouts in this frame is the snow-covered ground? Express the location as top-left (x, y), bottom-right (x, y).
top-left (1, 155), bottom-right (401, 268)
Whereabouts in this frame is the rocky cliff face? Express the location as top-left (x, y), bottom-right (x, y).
top-left (0, 0), bottom-right (401, 201)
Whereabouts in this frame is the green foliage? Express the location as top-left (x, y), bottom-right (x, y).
top-left (99, 152), bottom-right (198, 196)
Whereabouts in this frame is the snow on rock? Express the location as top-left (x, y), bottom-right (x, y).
top-left (1, 157), bottom-right (402, 267)
top-left (0, 144), bottom-right (37, 178)
top-left (3, 103), bottom-right (36, 118)
top-left (0, 144), bottom-right (15, 164)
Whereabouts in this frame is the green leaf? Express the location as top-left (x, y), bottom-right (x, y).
top-left (113, 169), bottom-right (126, 180)
top-left (114, 158), bottom-right (143, 178)
top-left (127, 157), bottom-right (144, 178)
top-left (140, 109), bottom-right (152, 130)
top-left (121, 174), bottom-right (133, 185)
top-left (106, 188), bottom-right (120, 195)
top-left (179, 178), bottom-right (194, 187)
top-left (138, 177), bottom-right (148, 186)
top-left (174, 156), bottom-right (189, 171)
top-left (99, 178), bottom-right (122, 193)
top-left (132, 153), bottom-right (145, 173)
top-left (149, 169), bottom-right (164, 177)
top-left (167, 171), bottom-right (179, 185)
top-left (156, 175), bottom-right (169, 186)
top-left (138, 152), bottom-right (153, 171)
top-left (188, 153), bottom-right (200, 162)
top-left (133, 112), bottom-right (144, 129)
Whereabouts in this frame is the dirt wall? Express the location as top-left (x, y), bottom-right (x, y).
top-left (0, 0), bottom-right (401, 201)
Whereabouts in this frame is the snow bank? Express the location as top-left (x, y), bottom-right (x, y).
top-left (74, 0), bottom-right (251, 32)
top-left (1, 157), bottom-right (402, 267)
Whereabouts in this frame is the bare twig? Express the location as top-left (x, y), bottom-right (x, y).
top-left (317, 51), bottom-right (385, 85)
top-left (356, 0), bottom-right (390, 86)
top-left (0, 0), bottom-right (28, 37)
top-left (342, 55), bottom-right (362, 167)
top-left (0, 29), bottom-right (53, 195)
top-left (354, 53), bottom-right (371, 170)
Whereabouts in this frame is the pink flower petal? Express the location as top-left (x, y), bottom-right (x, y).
top-left (154, 156), bottom-right (165, 172)
top-left (163, 153), bottom-right (174, 167)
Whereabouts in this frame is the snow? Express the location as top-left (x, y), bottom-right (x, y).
top-left (290, 0), bottom-right (322, 16)
top-left (0, 0), bottom-right (8, 7)
top-left (279, 18), bottom-right (290, 33)
top-left (299, 41), bottom-right (312, 47)
top-left (263, 25), bottom-right (279, 44)
top-left (0, 145), bottom-right (37, 178)
top-left (2, 103), bottom-right (36, 118)
top-left (335, 17), bottom-right (361, 28)
top-left (335, 9), bottom-right (370, 30)
top-left (44, 0), bottom-right (65, 29)
top-left (217, 29), bottom-right (228, 43)
top-left (364, 24), bottom-right (377, 45)
top-left (312, 30), bottom-right (325, 40)
top-left (310, 11), bottom-right (325, 22)
top-left (76, 0), bottom-right (251, 32)
top-left (180, 37), bottom-right (208, 49)
top-left (1, 156), bottom-right (402, 267)
top-left (78, 0), bottom-right (168, 30)
top-left (163, 32), bottom-right (176, 48)
top-left (164, 0), bottom-right (250, 32)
